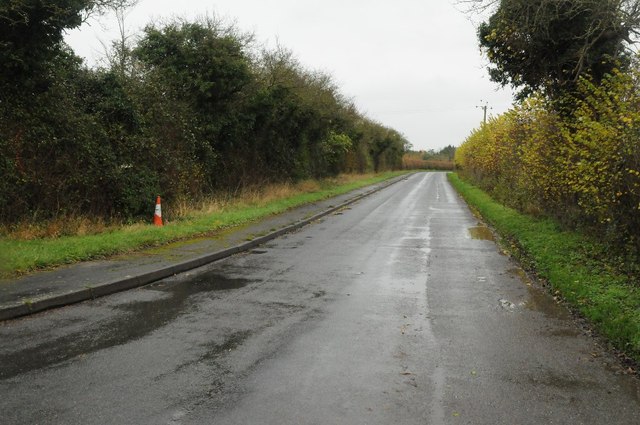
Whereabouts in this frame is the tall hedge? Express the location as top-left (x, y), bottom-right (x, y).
top-left (0, 18), bottom-right (408, 223)
top-left (456, 68), bottom-right (640, 252)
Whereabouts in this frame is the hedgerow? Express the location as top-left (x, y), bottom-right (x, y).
top-left (0, 7), bottom-right (409, 225)
top-left (456, 67), bottom-right (640, 258)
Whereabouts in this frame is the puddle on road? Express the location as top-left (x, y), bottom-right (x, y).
top-left (526, 369), bottom-right (593, 390)
top-left (507, 268), bottom-right (570, 320)
top-left (525, 285), bottom-right (570, 320)
top-left (186, 272), bottom-right (251, 292)
top-left (173, 329), bottom-right (254, 374)
top-left (544, 328), bottom-right (581, 337)
top-left (201, 330), bottom-right (253, 360)
top-left (468, 226), bottom-right (495, 241)
top-left (312, 290), bottom-right (326, 298)
top-left (0, 271), bottom-right (252, 380)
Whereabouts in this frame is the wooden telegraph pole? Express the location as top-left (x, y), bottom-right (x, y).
top-left (476, 101), bottom-right (492, 124)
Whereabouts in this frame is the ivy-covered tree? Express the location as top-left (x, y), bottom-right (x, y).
top-left (473, 0), bottom-right (640, 100)
top-left (134, 19), bottom-right (255, 186)
top-left (0, 0), bottom-right (134, 94)
top-left (0, 0), bottom-right (146, 221)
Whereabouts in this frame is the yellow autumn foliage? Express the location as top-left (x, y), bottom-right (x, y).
top-left (456, 68), bottom-right (640, 248)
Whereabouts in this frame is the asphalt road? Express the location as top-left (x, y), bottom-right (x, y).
top-left (1, 172), bottom-right (638, 424)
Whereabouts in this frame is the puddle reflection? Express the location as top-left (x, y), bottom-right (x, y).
top-left (468, 226), bottom-right (495, 241)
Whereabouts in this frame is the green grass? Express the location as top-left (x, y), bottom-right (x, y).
top-left (1, 171), bottom-right (410, 278)
top-left (448, 173), bottom-right (640, 363)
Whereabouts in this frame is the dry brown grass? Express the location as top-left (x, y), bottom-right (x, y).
top-left (1, 216), bottom-right (118, 240)
top-left (403, 157), bottom-right (427, 170)
top-left (422, 160), bottom-right (455, 171)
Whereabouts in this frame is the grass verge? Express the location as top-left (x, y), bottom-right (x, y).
top-left (1, 172), bottom-right (410, 278)
top-left (448, 173), bottom-right (640, 364)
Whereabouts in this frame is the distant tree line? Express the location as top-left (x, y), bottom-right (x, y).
top-left (0, 1), bottom-right (408, 223)
top-left (421, 146), bottom-right (456, 162)
top-left (402, 146), bottom-right (455, 171)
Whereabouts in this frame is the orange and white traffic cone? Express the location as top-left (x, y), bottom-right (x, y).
top-left (153, 196), bottom-right (163, 227)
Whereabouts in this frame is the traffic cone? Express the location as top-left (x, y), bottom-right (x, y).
top-left (153, 196), bottom-right (163, 227)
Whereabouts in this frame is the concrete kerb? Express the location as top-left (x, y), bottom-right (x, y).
top-left (0, 175), bottom-right (409, 322)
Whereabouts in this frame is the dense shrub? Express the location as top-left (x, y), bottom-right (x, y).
top-left (456, 68), bottom-right (640, 251)
top-left (0, 15), bottom-right (408, 224)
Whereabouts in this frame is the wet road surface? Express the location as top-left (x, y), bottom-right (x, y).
top-left (1, 172), bottom-right (639, 424)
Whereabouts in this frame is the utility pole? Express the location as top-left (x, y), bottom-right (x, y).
top-left (476, 101), bottom-right (492, 124)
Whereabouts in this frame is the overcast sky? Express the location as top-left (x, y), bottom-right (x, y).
top-left (65, 0), bottom-right (514, 151)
